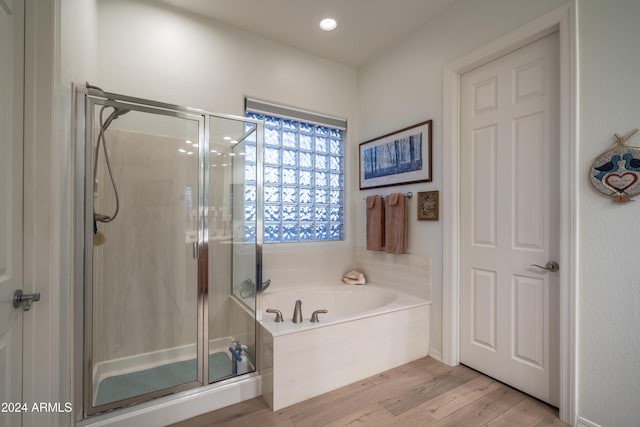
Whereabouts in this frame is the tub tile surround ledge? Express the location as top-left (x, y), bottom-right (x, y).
top-left (354, 248), bottom-right (431, 300)
top-left (261, 247), bottom-right (430, 300)
top-left (262, 246), bottom-right (353, 289)
top-left (262, 245), bottom-right (356, 289)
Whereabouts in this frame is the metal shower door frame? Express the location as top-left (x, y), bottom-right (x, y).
top-left (72, 85), bottom-right (264, 419)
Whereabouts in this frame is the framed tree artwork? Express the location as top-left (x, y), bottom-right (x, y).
top-left (359, 120), bottom-right (432, 190)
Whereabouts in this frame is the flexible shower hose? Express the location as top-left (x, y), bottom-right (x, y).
top-left (93, 105), bottom-right (121, 223)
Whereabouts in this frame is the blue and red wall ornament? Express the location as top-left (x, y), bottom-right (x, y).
top-left (590, 128), bottom-right (640, 203)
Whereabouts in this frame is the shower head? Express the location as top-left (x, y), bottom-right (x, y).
top-left (102, 107), bottom-right (130, 131)
top-left (85, 83), bottom-right (131, 130)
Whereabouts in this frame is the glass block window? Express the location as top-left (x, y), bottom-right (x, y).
top-left (244, 107), bottom-right (345, 243)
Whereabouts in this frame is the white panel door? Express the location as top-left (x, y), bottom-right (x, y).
top-left (0, 0), bottom-right (24, 425)
top-left (460, 33), bottom-right (560, 406)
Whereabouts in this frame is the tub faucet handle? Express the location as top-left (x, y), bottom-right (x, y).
top-left (292, 300), bottom-right (303, 323)
top-left (266, 309), bottom-right (283, 322)
top-left (310, 309), bottom-right (328, 323)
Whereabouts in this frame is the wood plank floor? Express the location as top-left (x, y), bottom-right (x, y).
top-left (170, 357), bottom-right (568, 427)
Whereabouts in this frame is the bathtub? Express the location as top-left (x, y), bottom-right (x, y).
top-left (259, 284), bottom-right (431, 410)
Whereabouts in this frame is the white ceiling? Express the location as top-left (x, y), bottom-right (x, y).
top-left (155, 0), bottom-right (459, 67)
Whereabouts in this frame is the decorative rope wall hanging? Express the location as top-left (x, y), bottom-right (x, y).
top-left (590, 128), bottom-right (640, 203)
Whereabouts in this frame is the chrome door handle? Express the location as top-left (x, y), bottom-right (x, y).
top-left (530, 261), bottom-right (559, 272)
top-left (13, 290), bottom-right (41, 312)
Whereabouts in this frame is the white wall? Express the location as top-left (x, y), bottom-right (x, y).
top-left (357, 0), bottom-right (569, 359)
top-left (577, 1), bottom-right (640, 425)
top-left (96, 0), bottom-right (359, 285)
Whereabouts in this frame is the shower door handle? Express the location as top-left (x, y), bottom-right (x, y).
top-left (192, 241), bottom-right (198, 259)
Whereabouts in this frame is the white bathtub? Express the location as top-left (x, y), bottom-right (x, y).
top-left (259, 284), bottom-right (431, 410)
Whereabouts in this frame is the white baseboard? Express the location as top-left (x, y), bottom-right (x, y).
top-left (575, 416), bottom-right (602, 427)
top-left (429, 347), bottom-right (443, 363)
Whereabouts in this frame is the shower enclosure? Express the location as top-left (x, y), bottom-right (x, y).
top-left (73, 85), bottom-right (263, 419)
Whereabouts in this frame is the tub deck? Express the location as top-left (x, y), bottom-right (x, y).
top-left (261, 284), bottom-right (429, 336)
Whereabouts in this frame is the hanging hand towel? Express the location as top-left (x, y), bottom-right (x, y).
top-left (366, 195), bottom-right (385, 251)
top-left (385, 193), bottom-right (407, 254)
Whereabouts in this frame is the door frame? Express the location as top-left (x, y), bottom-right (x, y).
top-left (442, 4), bottom-right (576, 424)
top-left (22, 0), bottom-right (66, 426)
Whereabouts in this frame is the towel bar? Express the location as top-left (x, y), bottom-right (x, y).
top-left (362, 192), bottom-right (412, 201)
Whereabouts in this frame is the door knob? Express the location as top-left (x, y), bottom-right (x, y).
top-left (13, 290), bottom-right (41, 312)
top-left (530, 261), bottom-right (559, 272)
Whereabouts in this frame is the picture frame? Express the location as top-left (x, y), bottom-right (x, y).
top-left (417, 190), bottom-right (439, 221)
top-left (359, 120), bottom-right (432, 190)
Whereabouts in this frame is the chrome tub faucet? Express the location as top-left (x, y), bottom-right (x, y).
top-left (310, 309), bottom-right (328, 323)
top-left (266, 309), bottom-right (283, 322)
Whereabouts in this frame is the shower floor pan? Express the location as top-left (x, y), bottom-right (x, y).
top-left (95, 352), bottom-right (232, 407)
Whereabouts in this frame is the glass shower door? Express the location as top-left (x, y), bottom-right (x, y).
top-left (88, 102), bottom-right (202, 413)
top-left (207, 116), bottom-right (260, 382)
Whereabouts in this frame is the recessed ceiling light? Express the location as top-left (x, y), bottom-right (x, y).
top-left (319, 18), bottom-right (337, 31)
top-left (178, 148), bottom-right (187, 153)
top-left (223, 136), bottom-right (232, 141)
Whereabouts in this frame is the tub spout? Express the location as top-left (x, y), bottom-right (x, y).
top-left (292, 300), bottom-right (303, 323)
